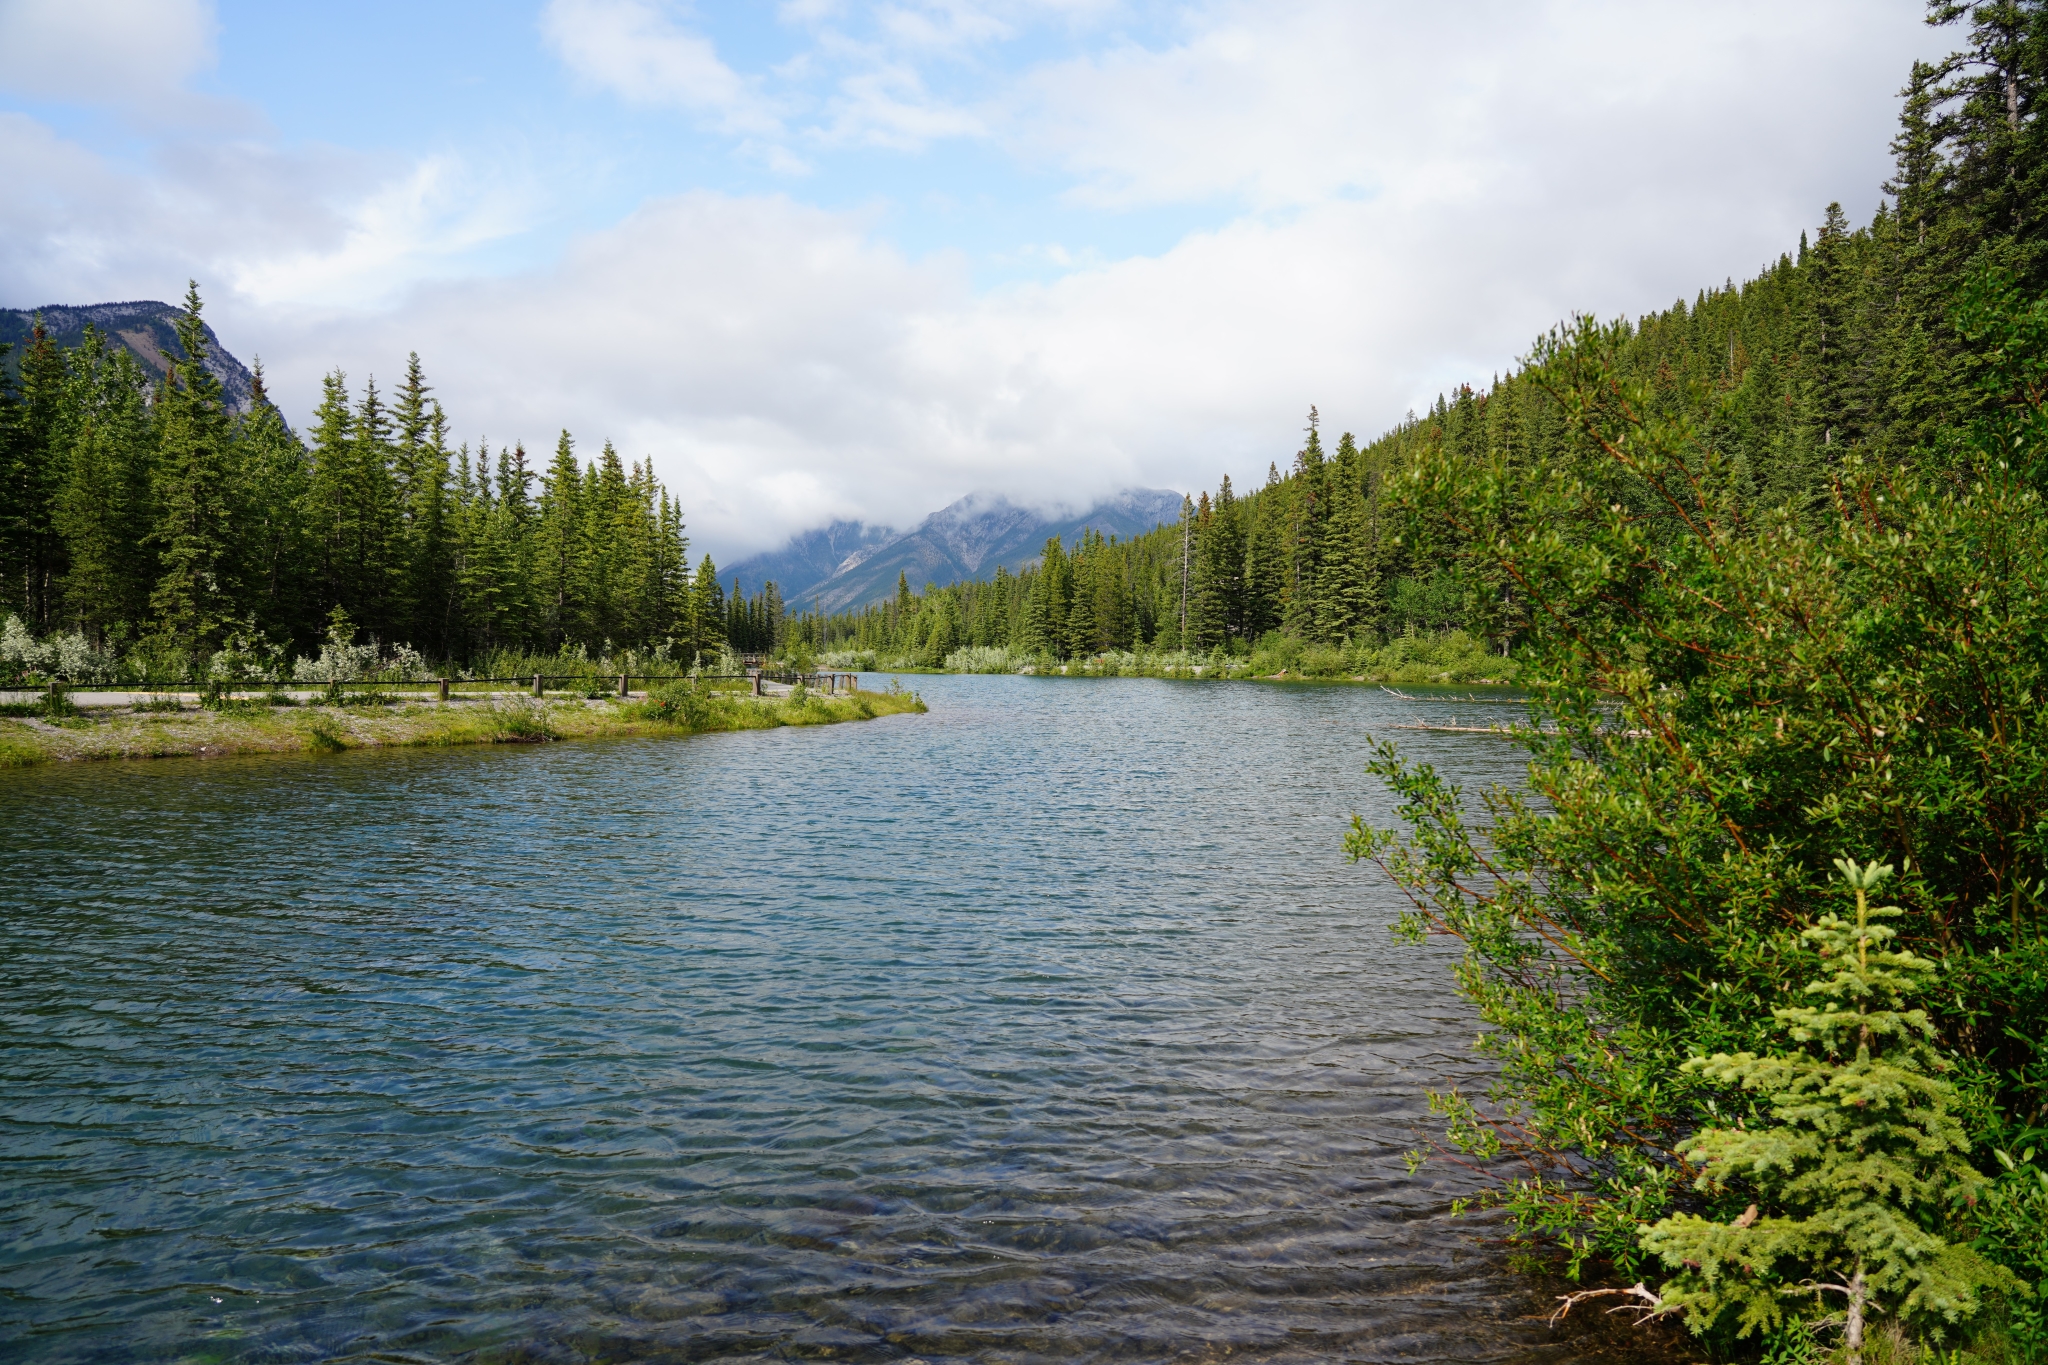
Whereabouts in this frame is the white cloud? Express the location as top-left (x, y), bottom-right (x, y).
top-left (541, 0), bottom-right (780, 134)
top-left (0, 0), bottom-right (233, 123)
top-left (0, 115), bottom-right (536, 315)
top-left (1007, 0), bottom-right (1923, 215)
top-left (816, 60), bottom-right (985, 147)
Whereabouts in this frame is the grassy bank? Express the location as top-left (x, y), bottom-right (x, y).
top-left (0, 685), bottom-right (927, 768)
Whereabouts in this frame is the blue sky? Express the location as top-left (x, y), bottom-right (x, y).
top-left (0, 0), bottom-right (1951, 561)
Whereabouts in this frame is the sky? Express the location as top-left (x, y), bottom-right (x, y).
top-left (0, 0), bottom-right (1954, 563)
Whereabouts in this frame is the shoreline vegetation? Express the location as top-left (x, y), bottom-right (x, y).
top-left (818, 628), bottom-right (1516, 686)
top-left (0, 681), bottom-right (926, 769)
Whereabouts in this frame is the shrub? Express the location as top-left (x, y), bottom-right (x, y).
top-left (299, 713), bottom-right (348, 753)
top-left (639, 681), bottom-right (717, 729)
top-left (943, 644), bottom-right (1016, 673)
top-left (1636, 861), bottom-right (2014, 1355)
top-left (490, 699), bottom-right (556, 742)
top-left (1351, 274), bottom-right (2048, 1352)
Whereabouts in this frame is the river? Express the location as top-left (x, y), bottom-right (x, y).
top-left (0, 675), bottom-right (1657, 1363)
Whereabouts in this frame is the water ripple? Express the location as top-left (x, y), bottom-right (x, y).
top-left (0, 678), bottom-right (1656, 1362)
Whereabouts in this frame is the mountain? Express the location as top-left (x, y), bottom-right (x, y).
top-left (732, 487), bottom-right (1186, 613)
top-left (724, 520), bottom-right (899, 602)
top-left (1, 300), bottom-right (258, 413)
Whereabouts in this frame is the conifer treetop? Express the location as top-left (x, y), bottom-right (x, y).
top-left (1632, 860), bottom-right (2019, 1359)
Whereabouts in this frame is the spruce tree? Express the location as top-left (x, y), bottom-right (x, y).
top-left (348, 375), bottom-right (402, 637)
top-left (688, 553), bottom-right (724, 663)
top-left (234, 361), bottom-right (313, 646)
top-left (1066, 532), bottom-right (1099, 656)
top-left (536, 430), bottom-right (584, 651)
top-left (1639, 860), bottom-right (2018, 1359)
top-left (1205, 476), bottom-right (1247, 643)
top-left (1242, 462), bottom-right (1286, 641)
top-left (147, 284), bottom-right (239, 659)
top-left (1284, 409), bottom-right (1327, 639)
top-left (392, 354), bottom-right (453, 653)
top-left (54, 329), bottom-right (154, 642)
top-left (12, 316), bottom-right (66, 630)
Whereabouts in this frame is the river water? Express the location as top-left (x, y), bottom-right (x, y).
top-left (0, 676), bottom-right (1654, 1364)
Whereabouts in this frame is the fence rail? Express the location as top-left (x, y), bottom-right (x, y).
top-left (4, 669), bottom-right (865, 703)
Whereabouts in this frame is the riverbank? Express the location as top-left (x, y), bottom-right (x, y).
top-left (823, 628), bottom-right (1517, 686)
top-left (0, 686), bottom-right (926, 767)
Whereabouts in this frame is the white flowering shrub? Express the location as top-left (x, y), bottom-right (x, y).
top-left (381, 643), bottom-right (432, 682)
top-left (1, 615), bottom-right (52, 678)
top-left (0, 617), bottom-right (122, 682)
top-left (209, 629), bottom-right (286, 683)
top-left (941, 645), bottom-right (1016, 674)
top-left (51, 631), bottom-right (120, 682)
top-left (292, 636), bottom-right (380, 684)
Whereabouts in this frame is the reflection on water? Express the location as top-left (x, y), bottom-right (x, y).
top-left (0, 677), bottom-right (1661, 1362)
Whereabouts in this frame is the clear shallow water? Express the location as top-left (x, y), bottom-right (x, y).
top-left (0, 677), bottom-right (1644, 1364)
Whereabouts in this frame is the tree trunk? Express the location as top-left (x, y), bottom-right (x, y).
top-left (1845, 1264), bottom-right (1867, 1365)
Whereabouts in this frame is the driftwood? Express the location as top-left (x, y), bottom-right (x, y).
top-left (1548, 1282), bottom-right (1668, 1327)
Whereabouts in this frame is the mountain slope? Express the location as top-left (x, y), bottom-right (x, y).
top-left (735, 488), bottom-right (1185, 613)
top-left (1, 301), bottom-right (257, 412)
top-left (724, 520), bottom-right (898, 602)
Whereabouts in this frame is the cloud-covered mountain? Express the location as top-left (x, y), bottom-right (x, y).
top-left (730, 488), bottom-right (1185, 613)
top-left (1, 301), bottom-right (258, 413)
top-left (722, 520), bottom-right (899, 605)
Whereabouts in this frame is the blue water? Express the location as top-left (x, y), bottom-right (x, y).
top-left (0, 676), bottom-right (1640, 1363)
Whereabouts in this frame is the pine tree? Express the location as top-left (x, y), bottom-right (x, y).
top-left (1023, 537), bottom-right (1070, 656)
top-left (1316, 434), bottom-right (1379, 642)
top-left (1926, 0), bottom-right (2048, 286)
top-left (1066, 533), bottom-right (1098, 657)
top-left (687, 553), bottom-right (724, 663)
top-left (1186, 493), bottom-right (1224, 650)
top-left (1639, 860), bottom-right (2019, 1359)
top-left (1803, 202), bottom-right (1861, 466)
top-left (1285, 409), bottom-right (1328, 638)
top-left (536, 430), bottom-right (584, 651)
top-left (232, 360), bottom-right (311, 645)
top-left (392, 354), bottom-right (453, 654)
top-left (304, 370), bottom-right (400, 640)
top-left (1243, 462), bottom-right (1286, 641)
top-left (147, 284), bottom-right (239, 658)
top-left (53, 329), bottom-right (154, 642)
top-left (10, 316), bottom-right (67, 630)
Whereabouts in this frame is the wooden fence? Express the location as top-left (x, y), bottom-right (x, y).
top-left (9, 670), bottom-right (864, 703)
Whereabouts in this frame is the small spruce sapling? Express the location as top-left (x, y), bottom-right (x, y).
top-left (1637, 859), bottom-right (2020, 1362)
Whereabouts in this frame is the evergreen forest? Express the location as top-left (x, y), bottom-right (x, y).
top-left (0, 294), bottom-right (798, 685)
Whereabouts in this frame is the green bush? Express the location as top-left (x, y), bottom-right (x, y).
top-left (639, 681), bottom-right (719, 729)
top-left (1351, 272), bottom-right (2048, 1355)
top-left (1, 691), bottom-right (79, 720)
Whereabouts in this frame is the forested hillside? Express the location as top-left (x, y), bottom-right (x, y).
top-left (824, 2), bottom-right (2046, 677)
top-left (1341, 6), bottom-right (2048, 1357)
top-left (0, 292), bottom-right (773, 683)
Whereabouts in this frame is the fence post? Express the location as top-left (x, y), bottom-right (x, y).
top-left (533, 673), bottom-right (544, 698)
top-left (619, 672), bottom-right (629, 697)
top-left (752, 671), bottom-right (762, 697)
top-left (438, 678), bottom-right (450, 702)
